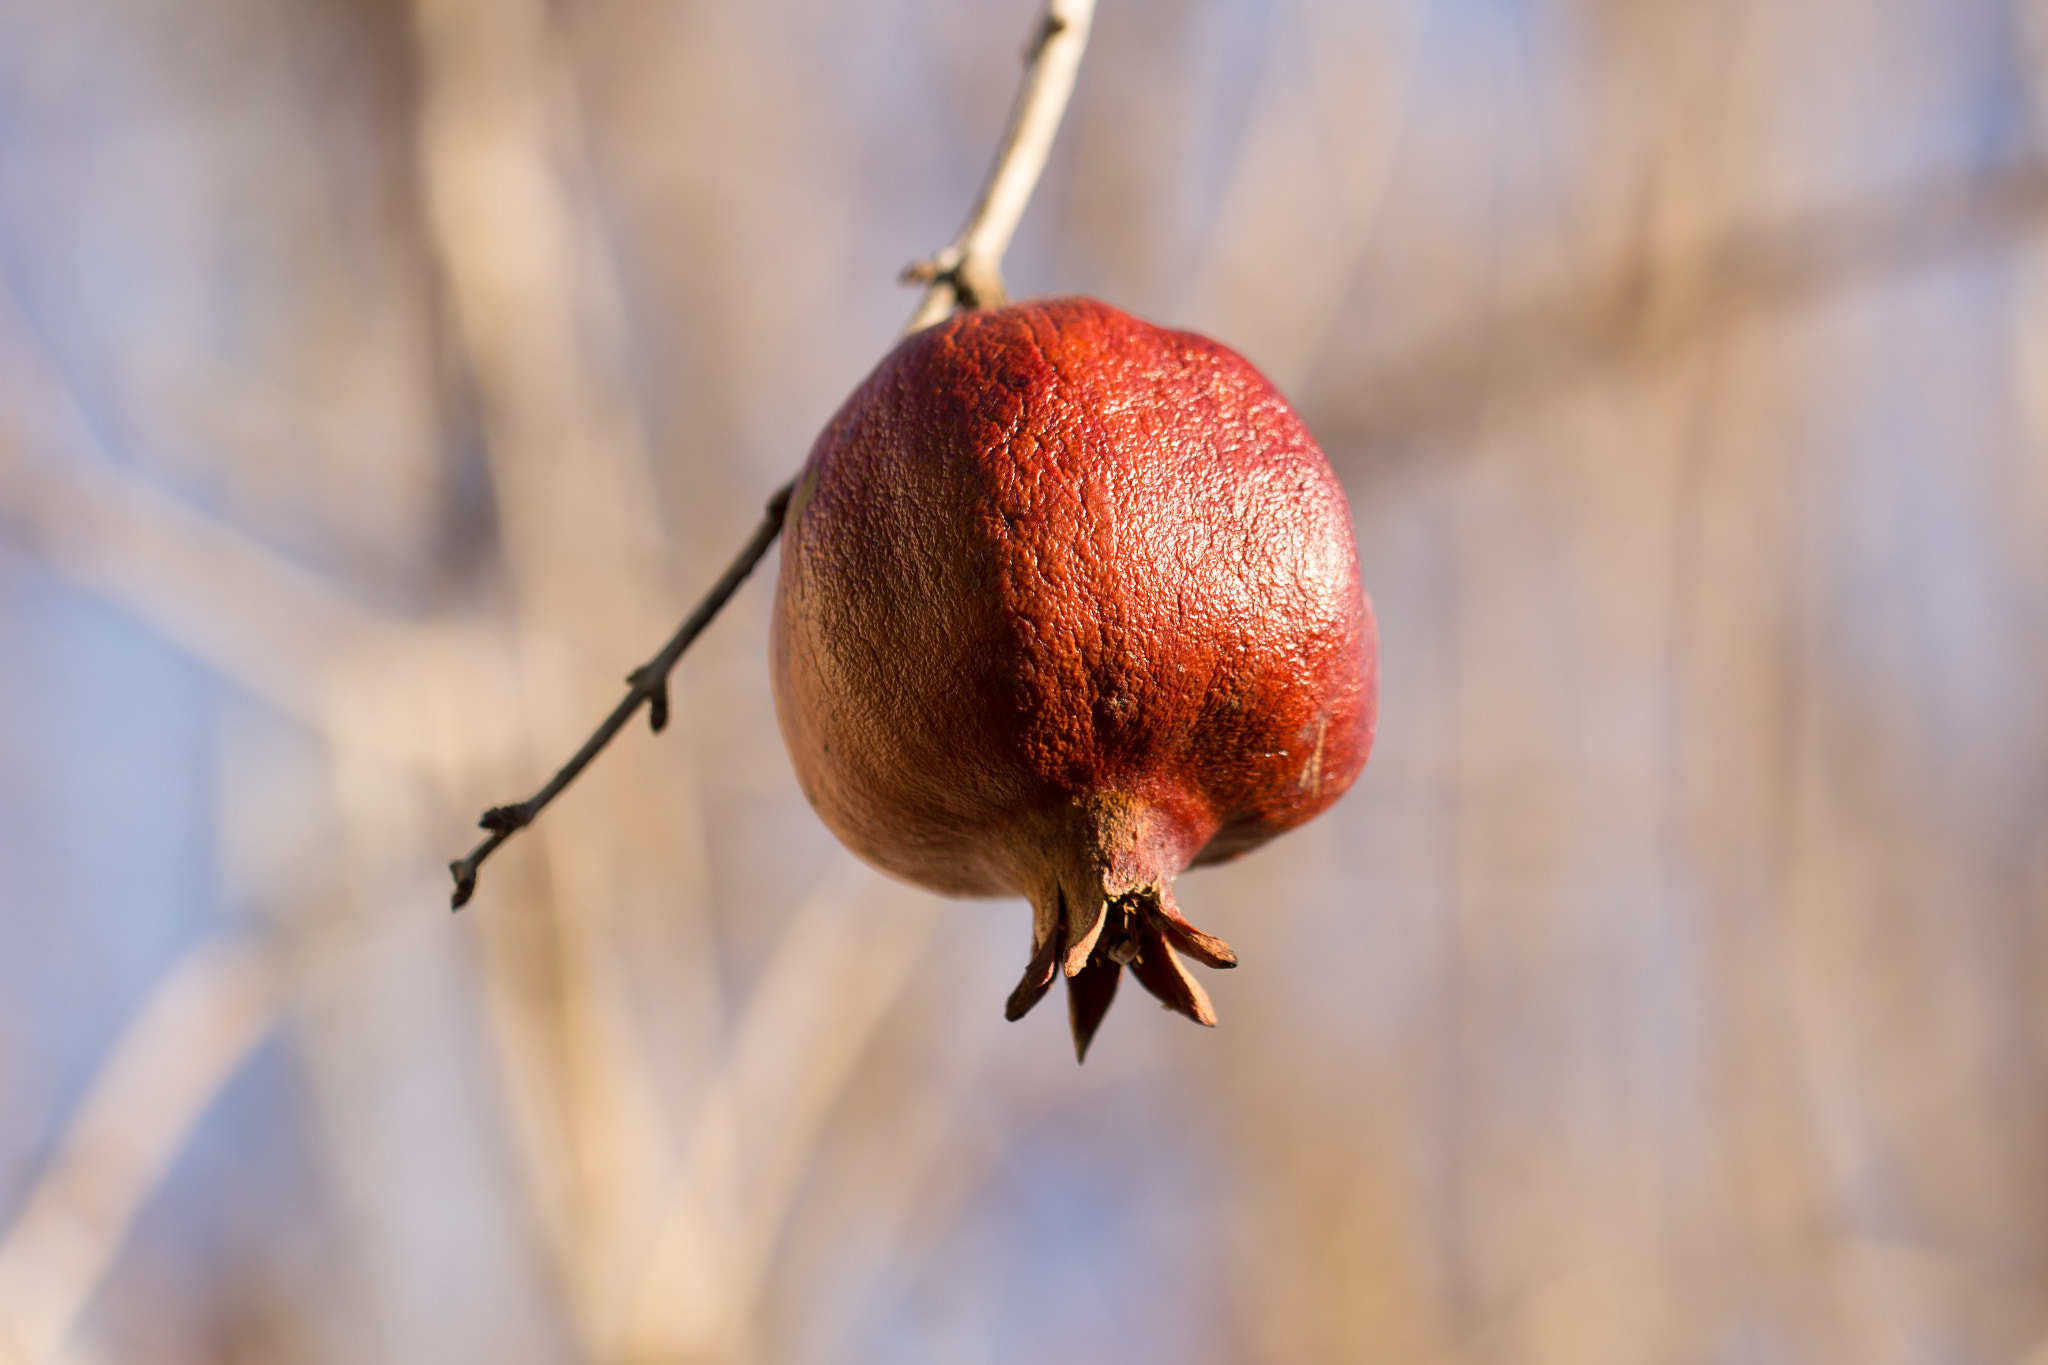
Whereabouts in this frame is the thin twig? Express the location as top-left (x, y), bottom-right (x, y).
top-left (449, 482), bottom-right (791, 907)
top-left (449, 0), bottom-right (1098, 908)
top-left (901, 0), bottom-right (1096, 332)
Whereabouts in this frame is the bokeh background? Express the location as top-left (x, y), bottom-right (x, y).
top-left (3, 0), bottom-right (2047, 1361)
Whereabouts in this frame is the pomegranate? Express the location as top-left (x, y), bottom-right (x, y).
top-left (770, 297), bottom-right (1377, 1058)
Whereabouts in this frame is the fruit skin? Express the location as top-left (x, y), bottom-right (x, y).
top-left (770, 297), bottom-right (1377, 1057)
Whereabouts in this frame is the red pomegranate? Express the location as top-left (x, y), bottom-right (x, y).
top-left (770, 297), bottom-right (1377, 1058)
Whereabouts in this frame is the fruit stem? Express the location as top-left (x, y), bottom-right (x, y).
top-left (901, 0), bottom-right (1097, 334)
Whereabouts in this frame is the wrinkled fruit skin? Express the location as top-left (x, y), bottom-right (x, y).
top-left (771, 297), bottom-right (1377, 1058)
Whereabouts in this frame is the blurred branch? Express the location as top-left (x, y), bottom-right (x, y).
top-left (0, 299), bottom-right (417, 733)
top-left (0, 451), bottom-right (371, 729)
top-left (1309, 159), bottom-right (2048, 459)
top-left (409, 0), bottom-right (705, 1336)
top-left (902, 0), bottom-right (1096, 331)
top-left (450, 0), bottom-right (1100, 909)
top-left (0, 298), bottom-right (525, 783)
top-left (0, 435), bottom-right (527, 786)
top-left (611, 860), bottom-right (943, 1363)
top-left (0, 938), bottom-right (280, 1365)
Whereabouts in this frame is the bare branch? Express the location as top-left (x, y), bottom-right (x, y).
top-left (902, 0), bottom-right (1097, 333)
top-left (451, 0), bottom-right (1099, 909)
top-left (448, 482), bottom-right (791, 908)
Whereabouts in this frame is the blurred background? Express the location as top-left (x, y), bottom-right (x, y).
top-left (2, 0), bottom-right (2046, 1361)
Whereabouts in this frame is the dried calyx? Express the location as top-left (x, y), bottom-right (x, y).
top-left (1006, 883), bottom-right (1238, 1059)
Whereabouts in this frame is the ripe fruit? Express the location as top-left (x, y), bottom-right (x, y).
top-left (770, 297), bottom-right (1377, 1058)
